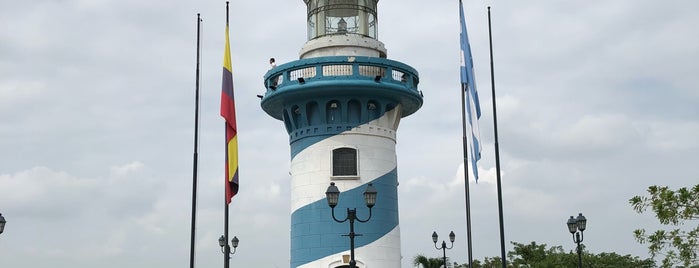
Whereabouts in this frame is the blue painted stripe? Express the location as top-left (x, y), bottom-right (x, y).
top-left (290, 169), bottom-right (399, 267)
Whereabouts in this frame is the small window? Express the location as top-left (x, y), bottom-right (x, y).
top-left (332, 147), bottom-right (358, 177)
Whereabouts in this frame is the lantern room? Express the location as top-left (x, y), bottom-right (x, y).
top-left (305, 0), bottom-right (378, 39)
top-left (301, 0), bottom-right (386, 59)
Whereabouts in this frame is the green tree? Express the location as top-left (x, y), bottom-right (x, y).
top-left (450, 241), bottom-right (654, 268)
top-left (590, 252), bottom-right (656, 268)
top-left (413, 254), bottom-right (449, 268)
top-left (630, 184), bottom-right (699, 267)
top-left (454, 257), bottom-right (502, 268)
top-left (479, 257), bottom-right (503, 268)
top-left (507, 241), bottom-right (574, 267)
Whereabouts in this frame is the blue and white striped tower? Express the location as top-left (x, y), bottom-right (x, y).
top-left (261, 1), bottom-right (422, 267)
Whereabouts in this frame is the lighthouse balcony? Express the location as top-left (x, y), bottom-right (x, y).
top-left (261, 56), bottom-right (423, 122)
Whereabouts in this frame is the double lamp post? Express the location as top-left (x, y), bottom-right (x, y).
top-left (325, 182), bottom-right (377, 268)
top-left (218, 234), bottom-right (239, 258)
top-left (213, 181), bottom-right (375, 268)
top-left (432, 231), bottom-right (455, 268)
top-left (566, 213), bottom-right (587, 268)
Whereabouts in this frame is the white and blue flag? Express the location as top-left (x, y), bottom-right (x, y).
top-left (460, 0), bottom-right (482, 182)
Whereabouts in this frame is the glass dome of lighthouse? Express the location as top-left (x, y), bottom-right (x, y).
top-left (301, 0), bottom-right (387, 58)
top-left (306, 0), bottom-right (377, 39)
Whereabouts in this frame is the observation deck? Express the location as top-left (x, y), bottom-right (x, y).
top-left (261, 56), bottom-right (423, 128)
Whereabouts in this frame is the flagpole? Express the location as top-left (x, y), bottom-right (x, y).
top-left (488, 6), bottom-right (507, 268)
top-left (460, 82), bottom-right (474, 268)
top-left (224, 200), bottom-right (230, 268)
top-left (223, 4), bottom-right (232, 268)
top-left (459, 1), bottom-right (476, 266)
top-left (189, 13), bottom-right (202, 268)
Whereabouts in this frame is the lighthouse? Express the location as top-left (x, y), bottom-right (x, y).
top-left (261, 1), bottom-right (422, 267)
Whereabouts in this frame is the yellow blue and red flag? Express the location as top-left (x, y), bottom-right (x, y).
top-left (221, 19), bottom-right (239, 204)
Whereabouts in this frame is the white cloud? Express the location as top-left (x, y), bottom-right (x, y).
top-left (644, 120), bottom-right (699, 151)
top-left (0, 80), bottom-right (44, 104)
top-left (0, 167), bottom-right (98, 218)
top-left (109, 161), bottom-right (145, 176)
top-left (556, 113), bottom-right (640, 151)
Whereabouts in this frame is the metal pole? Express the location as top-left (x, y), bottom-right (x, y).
top-left (487, 6), bottom-right (507, 267)
top-left (349, 208), bottom-right (356, 268)
top-left (458, 1), bottom-right (474, 264)
top-left (461, 74), bottom-right (475, 268)
top-left (223, 3), bottom-right (231, 268)
top-left (576, 233), bottom-right (582, 268)
top-left (190, 13), bottom-right (202, 268)
top-left (224, 205), bottom-right (230, 268)
top-left (442, 241), bottom-right (447, 268)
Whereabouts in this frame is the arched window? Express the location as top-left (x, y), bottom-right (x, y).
top-left (332, 147), bottom-right (358, 176)
top-left (307, 101), bottom-right (321, 125)
top-left (348, 99), bottom-right (361, 124)
top-left (291, 105), bottom-right (302, 128)
top-left (327, 100), bottom-right (340, 124)
top-left (367, 100), bottom-right (380, 120)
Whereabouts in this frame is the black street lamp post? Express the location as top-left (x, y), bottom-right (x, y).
top-left (432, 231), bottom-right (455, 268)
top-left (325, 182), bottom-right (377, 268)
top-left (218, 235), bottom-right (239, 258)
top-left (566, 213), bottom-right (587, 268)
top-left (0, 213), bottom-right (6, 235)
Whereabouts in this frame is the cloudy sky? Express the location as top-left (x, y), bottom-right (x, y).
top-left (1, 0), bottom-right (698, 267)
